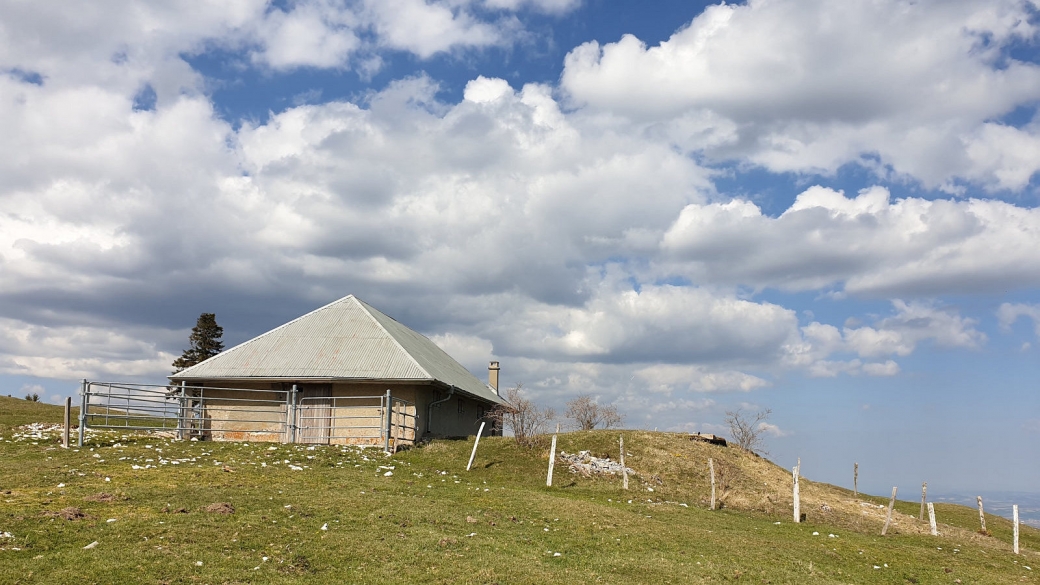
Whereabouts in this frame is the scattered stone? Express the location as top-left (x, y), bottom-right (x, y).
top-left (466, 516), bottom-right (478, 523)
top-left (204, 502), bottom-right (235, 514)
top-left (558, 450), bottom-right (635, 477)
top-left (83, 541), bottom-right (98, 550)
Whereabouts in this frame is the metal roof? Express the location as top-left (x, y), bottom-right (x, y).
top-left (170, 295), bottom-right (504, 405)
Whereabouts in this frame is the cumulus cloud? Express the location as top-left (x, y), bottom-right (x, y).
top-left (757, 422), bottom-right (789, 438)
top-left (0, 318), bottom-right (176, 380)
top-left (661, 186), bottom-right (1040, 296)
top-left (560, 0), bottom-right (1040, 190)
top-left (252, 1), bottom-right (361, 69)
top-left (785, 300), bottom-right (984, 377)
top-left (998, 303), bottom-right (1040, 337)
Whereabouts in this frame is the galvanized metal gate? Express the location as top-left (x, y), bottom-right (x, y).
top-left (77, 380), bottom-right (416, 451)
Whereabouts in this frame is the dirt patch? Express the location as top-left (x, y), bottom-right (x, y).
top-left (203, 502), bottom-right (235, 514)
top-left (278, 553), bottom-right (313, 574)
top-left (161, 504), bottom-right (188, 514)
top-left (45, 507), bottom-right (86, 521)
top-left (84, 493), bottom-right (117, 502)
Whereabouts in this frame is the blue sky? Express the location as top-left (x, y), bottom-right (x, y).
top-left (2, 0), bottom-right (1040, 498)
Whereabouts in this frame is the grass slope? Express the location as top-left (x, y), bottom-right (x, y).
top-left (0, 397), bottom-right (1036, 584)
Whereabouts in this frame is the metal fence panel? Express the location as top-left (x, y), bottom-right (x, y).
top-left (79, 381), bottom-right (416, 450)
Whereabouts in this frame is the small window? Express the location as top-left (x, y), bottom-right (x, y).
top-left (458, 401), bottom-right (465, 415)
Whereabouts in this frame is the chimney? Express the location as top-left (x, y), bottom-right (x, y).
top-left (488, 361), bottom-right (500, 394)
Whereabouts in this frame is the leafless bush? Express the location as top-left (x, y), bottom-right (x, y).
top-left (724, 407), bottom-right (772, 456)
top-left (488, 383), bottom-right (555, 447)
top-left (565, 394), bottom-right (623, 430)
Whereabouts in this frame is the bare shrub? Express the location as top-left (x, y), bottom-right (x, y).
top-left (724, 407), bottom-right (773, 456)
top-left (565, 394), bottom-right (623, 430)
top-left (488, 383), bottom-right (555, 447)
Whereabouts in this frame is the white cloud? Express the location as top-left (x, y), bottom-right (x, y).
top-left (560, 0), bottom-right (1040, 190)
top-left (661, 186), bottom-right (1040, 296)
top-left (998, 303), bottom-right (1040, 337)
top-left (784, 301), bottom-right (983, 377)
top-left (633, 364), bottom-right (769, 394)
top-left (0, 318), bottom-right (176, 380)
top-left (19, 384), bottom-right (44, 397)
top-left (253, 1), bottom-right (361, 70)
top-left (480, 0), bottom-right (580, 13)
top-left (757, 422), bottom-right (789, 438)
top-left (361, 0), bottom-right (513, 59)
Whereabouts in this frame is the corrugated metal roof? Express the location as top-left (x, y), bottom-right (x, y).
top-left (170, 295), bottom-right (504, 405)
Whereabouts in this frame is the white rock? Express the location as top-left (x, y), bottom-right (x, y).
top-left (83, 541), bottom-right (99, 550)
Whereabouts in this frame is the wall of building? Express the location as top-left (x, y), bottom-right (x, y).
top-left (427, 391), bottom-right (495, 438)
top-left (191, 382), bottom-right (287, 443)
top-left (186, 381), bottom-right (497, 446)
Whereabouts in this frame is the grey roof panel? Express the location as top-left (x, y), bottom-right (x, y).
top-left (170, 295), bottom-right (504, 405)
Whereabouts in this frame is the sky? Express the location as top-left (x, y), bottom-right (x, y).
top-left (2, 0), bottom-right (1040, 499)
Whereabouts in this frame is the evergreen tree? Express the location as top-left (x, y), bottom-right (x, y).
top-left (172, 313), bottom-right (224, 374)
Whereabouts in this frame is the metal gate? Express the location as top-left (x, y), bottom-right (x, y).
top-left (77, 380), bottom-right (416, 451)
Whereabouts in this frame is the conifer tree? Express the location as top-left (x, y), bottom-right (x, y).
top-left (172, 313), bottom-right (224, 374)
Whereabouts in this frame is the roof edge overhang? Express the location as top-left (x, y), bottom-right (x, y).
top-left (166, 375), bottom-right (505, 406)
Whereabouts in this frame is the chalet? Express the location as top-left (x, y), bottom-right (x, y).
top-left (168, 295), bottom-right (504, 447)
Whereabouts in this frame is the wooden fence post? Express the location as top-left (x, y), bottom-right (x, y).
top-left (977, 496), bottom-right (987, 533)
top-left (546, 434), bottom-right (557, 487)
top-left (920, 482), bottom-right (927, 521)
top-left (1014, 504), bottom-right (1020, 554)
top-left (927, 502), bottom-right (937, 536)
top-left (853, 462), bottom-right (858, 498)
top-left (793, 460), bottom-right (801, 523)
top-left (620, 435), bottom-right (628, 490)
top-left (62, 397), bottom-right (71, 449)
top-left (882, 487), bottom-right (898, 535)
top-left (466, 421), bottom-right (485, 471)
top-left (709, 458), bottom-right (716, 511)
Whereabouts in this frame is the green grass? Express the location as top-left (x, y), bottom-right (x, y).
top-left (1, 397), bottom-right (1037, 584)
top-left (0, 395), bottom-right (78, 434)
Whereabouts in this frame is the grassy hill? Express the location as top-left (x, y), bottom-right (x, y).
top-left (0, 395), bottom-right (1037, 584)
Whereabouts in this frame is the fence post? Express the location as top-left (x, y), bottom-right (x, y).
top-left (882, 487), bottom-right (898, 535)
top-left (286, 384), bottom-right (299, 444)
top-left (1014, 504), bottom-right (1020, 554)
top-left (177, 381), bottom-right (187, 441)
top-left (384, 389), bottom-right (392, 453)
top-left (62, 397), bottom-right (71, 448)
top-left (853, 462), bottom-right (858, 498)
top-left (547, 433), bottom-right (557, 487)
top-left (77, 379), bottom-right (88, 447)
top-left (977, 496), bottom-right (987, 533)
top-left (709, 458), bottom-right (716, 511)
top-left (793, 461), bottom-right (801, 523)
top-left (927, 502), bottom-right (937, 536)
top-left (467, 421), bottom-right (485, 471)
top-left (920, 482), bottom-right (927, 521)
top-left (620, 435), bottom-right (628, 490)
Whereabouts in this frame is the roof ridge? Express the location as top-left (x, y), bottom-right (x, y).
top-left (172, 295), bottom-right (358, 378)
top-left (351, 296), bottom-right (433, 381)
